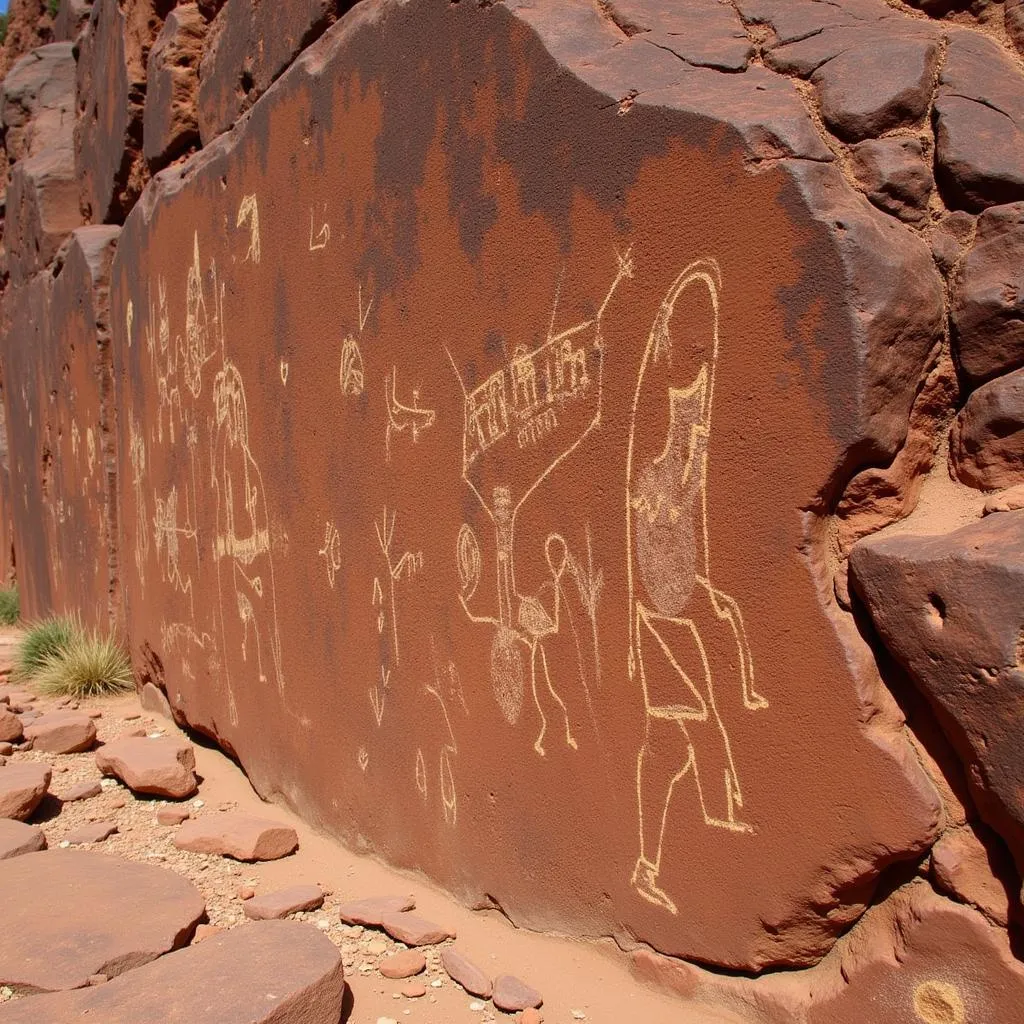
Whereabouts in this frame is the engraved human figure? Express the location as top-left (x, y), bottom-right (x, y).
top-left (626, 259), bottom-right (767, 915)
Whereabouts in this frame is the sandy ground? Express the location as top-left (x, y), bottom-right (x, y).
top-left (0, 628), bottom-right (731, 1024)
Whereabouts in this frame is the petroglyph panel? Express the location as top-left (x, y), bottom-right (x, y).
top-left (109, 0), bottom-right (946, 971)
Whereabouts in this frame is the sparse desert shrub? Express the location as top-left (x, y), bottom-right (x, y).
top-left (47, 0), bottom-right (60, 19)
top-left (35, 630), bottom-right (134, 699)
top-left (15, 615), bottom-right (78, 680)
top-left (0, 588), bottom-right (18, 626)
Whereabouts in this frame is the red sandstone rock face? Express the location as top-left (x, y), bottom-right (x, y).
top-left (74, 0), bottom-right (164, 223)
top-left (143, 4), bottom-right (206, 170)
top-left (950, 369), bottom-right (1024, 491)
top-left (53, 0), bottom-right (93, 44)
top-left (196, 0), bottom-right (337, 144)
top-left (108, 0), bottom-right (945, 971)
top-left (0, 919), bottom-right (346, 1024)
top-left (851, 512), bottom-right (1024, 877)
top-left (807, 883), bottom-right (1024, 1024)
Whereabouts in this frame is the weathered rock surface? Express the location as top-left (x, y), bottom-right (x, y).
top-left (851, 512), bottom-right (1024, 874)
top-left (934, 30), bottom-right (1024, 211)
top-left (951, 202), bottom-right (1024, 387)
top-left (109, 0), bottom-right (945, 971)
top-left (848, 137), bottom-right (933, 224)
top-left (379, 949), bottom-right (426, 980)
top-left (0, 919), bottom-right (345, 1023)
top-left (0, 709), bottom-right (22, 743)
top-left (66, 819), bottom-right (119, 844)
top-left (140, 681), bottom-right (174, 719)
top-left (74, 0), bottom-right (162, 222)
top-left (1009, 0), bottom-right (1024, 57)
top-left (930, 825), bottom-right (1015, 927)
top-left (62, 778), bottom-right (102, 802)
top-left (493, 974), bottom-right (543, 1013)
top-left (0, 850), bottom-right (204, 991)
top-left (0, 818), bottom-right (46, 859)
top-left (440, 947), bottom-right (492, 998)
top-left (24, 709), bottom-right (97, 753)
top-left (173, 812), bottom-right (298, 861)
top-left (96, 735), bottom-right (198, 798)
top-left (338, 895), bottom-right (415, 927)
top-left (143, 4), bottom-right (205, 169)
top-left (242, 884), bottom-right (323, 920)
top-left (197, 0), bottom-right (335, 143)
top-left (807, 883), bottom-right (1024, 1023)
top-left (0, 43), bottom-right (75, 169)
top-left (950, 368), bottom-right (1024, 491)
top-left (53, 0), bottom-right (92, 43)
top-left (156, 805), bottom-right (190, 825)
top-left (0, 761), bottom-right (50, 820)
top-left (380, 911), bottom-right (453, 947)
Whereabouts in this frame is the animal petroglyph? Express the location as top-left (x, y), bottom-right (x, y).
top-left (626, 259), bottom-right (767, 917)
top-left (373, 507), bottom-right (423, 669)
top-left (318, 520), bottom-right (343, 589)
top-left (340, 286), bottom-right (373, 397)
top-left (452, 253), bottom-right (630, 753)
top-left (236, 194), bottom-right (261, 265)
top-left (309, 205), bottom-right (330, 251)
top-left (385, 369), bottom-right (436, 461)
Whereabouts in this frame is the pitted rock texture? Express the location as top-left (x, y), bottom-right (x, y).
top-left (952, 202), bottom-right (1024, 387)
top-left (851, 512), bottom-right (1024, 875)
top-left (196, 0), bottom-right (337, 144)
top-left (0, 43), bottom-right (76, 170)
top-left (806, 883), bottom-right (1024, 1024)
top-left (106, 0), bottom-right (949, 972)
top-left (0, 919), bottom-right (346, 1023)
top-left (143, 4), bottom-right (205, 169)
top-left (0, 850), bottom-right (205, 991)
top-left (950, 368), bottom-right (1024, 491)
top-left (74, 0), bottom-right (163, 223)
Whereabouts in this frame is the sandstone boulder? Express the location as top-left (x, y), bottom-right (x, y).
top-left (140, 681), bottom-right (174, 719)
top-left (930, 825), bottom-right (1015, 927)
top-left (24, 710), bottom-right (97, 753)
top-left (62, 778), bottom-right (102, 802)
top-left (848, 137), bottom-right (932, 225)
top-left (380, 949), bottom-right (426, 980)
top-left (0, 850), bottom-right (205, 991)
top-left (950, 368), bottom-right (1024, 491)
top-left (338, 895), bottom-right (415, 927)
top-left (850, 511), bottom-right (1024, 874)
top-left (156, 805), bottom-right (190, 825)
top-left (66, 820), bottom-right (119, 844)
top-left (380, 911), bottom-right (453, 947)
top-left (95, 735), bottom-right (198, 798)
top-left (0, 919), bottom-right (345, 1023)
top-left (242, 884), bottom-right (323, 920)
top-left (173, 812), bottom-right (298, 861)
top-left (0, 819), bottom-right (46, 859)
top-left (0, 43), bottom-right (76, 169)
top-left (951, 202), bottom-right (1024, 387)
top-left (0, 762), bottom-right (50, 820)
top-left (493, 974), bottom-right (543, 1013)
top-left (807, 883), bottom-right (1024, 1023)
top-left (0, 709), bottom-right (22, 743)
top-left (143, 4), bottom-right (206, 170)
top-left (440, 947), bottom-right (492, 998)
top-left (934, 31), bottom-right (1024, 211)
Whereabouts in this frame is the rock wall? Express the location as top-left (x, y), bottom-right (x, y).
top-left (1, 0), bottom-right (1023, 1017)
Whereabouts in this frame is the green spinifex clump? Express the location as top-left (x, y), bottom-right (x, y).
top-left (14, 616), bottom-right (78, 681)
top-left (35, 631), bottom-right (134, 699)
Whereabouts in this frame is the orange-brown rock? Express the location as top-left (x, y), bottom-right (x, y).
top-left (806, 883), bottom-right (1024, 1024)
top-left (53, 0), bottom-right (93, 43)
top-left (24, 709), bottom-right (97, 753)
top-left (96, 735), bottom-right (198, 798)
top-left (0, 0), bottom-right (54, 79)
top-left (143, 4), bottom-right (205, 170)
top-left (173, 812), bottom-right (298, 861)
top-left (0, 761), bottom-right (50, 820)
top-left (107, 0), bottom-right (945, 972)
top-left (930, 825), bottom-right (1015, 927)
top-left (950, 368), bottom-right (1024, 491)
top-left (0, 818), bottom-right (46, 859)
top-left (0, 919), bottom-right (344, 1022)
top-left (851, 511), bottom-right (1024, 876)
top-left (338, 895), bottom-right (415, 927)
top-left (242, 884), bottom-right (323, 920)
top-left (0, 849), bottom-right (205, 991)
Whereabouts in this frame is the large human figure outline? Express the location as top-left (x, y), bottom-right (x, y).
top-left (626, 258), bottom-right (768, 915)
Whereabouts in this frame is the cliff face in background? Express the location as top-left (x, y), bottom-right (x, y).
top-left (1, 0), bottom-right (1023, 1018)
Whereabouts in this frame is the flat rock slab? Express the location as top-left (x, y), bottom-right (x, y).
top-left (243, 884), bottom-right (323, 920)
top-left (380, 911), bottom-right (453, 947)
top-left (0, 850), bottom-right (205, 991)
top-left (440, 947), bottom-right (492, 997)
top-left (0, 919), bottom-right (345, 1023)
top-left (156, 805), bottom-right (190, 825)
top-left (0, 819), bottom-right (46, 859)
top-left (0, 709), bottom-right (22, 743)
top-left (493, 974), bottom-right (543, 1012)
top-left (96, 735), bottom-right (198, 798)
top-left (338, 895), bottom-right (415, 927)
top-left (0, 762), bottom-right (50, 821)
top-left (379, 949), bottom-right (426, 980)
top-left (174, 813), bottom-right (298, 861)
top-left (62, 778), bottom-right (102, 802)
top-left (24, 710), bottom-right (97, 753)
top-left (66, 820), bottom-right (119, 845)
